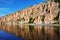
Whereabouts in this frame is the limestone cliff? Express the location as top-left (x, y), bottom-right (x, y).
top-left (0, 1), bottom-right (59, 24)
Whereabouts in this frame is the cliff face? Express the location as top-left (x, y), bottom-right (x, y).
top-left (0, 1), bottom-right (59, 24)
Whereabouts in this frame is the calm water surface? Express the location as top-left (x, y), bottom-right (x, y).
top-left (0, 30), bottom-right (24, 40)
top-left (0, 24), bottom-right (60, 40)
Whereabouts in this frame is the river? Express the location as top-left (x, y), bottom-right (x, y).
top-left (0, 24), bottom-right (60, 40)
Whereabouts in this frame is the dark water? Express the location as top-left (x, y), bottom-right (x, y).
top-left (0, 30), bottom-right (24, 40)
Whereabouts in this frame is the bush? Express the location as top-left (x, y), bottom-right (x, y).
top-left (28, 17), bottom-right (35, 23)
top-left (41, 15), bottom-right (45, 22)
top-left (53, 13), bottom-right (59, 21)
top-left (28, 17), bottom-right (35, 32)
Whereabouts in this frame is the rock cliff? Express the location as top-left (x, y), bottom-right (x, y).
top-left (0, 1), bottom-right (59, 24)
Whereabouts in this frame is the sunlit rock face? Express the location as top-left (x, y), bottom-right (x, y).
top-left (0, 1), bottom-right (59, 24)
top-left (44, 1), bottom-right (59, 23)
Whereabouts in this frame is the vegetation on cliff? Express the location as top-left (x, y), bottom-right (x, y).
top-left (41, 15), bottom-right (45, 22)
top-left (53, 12), bottom-right (59, 24)
top-left (28, 17), bottom-right (35, 23)
top-left (28, 12), bottom-right (35, 32)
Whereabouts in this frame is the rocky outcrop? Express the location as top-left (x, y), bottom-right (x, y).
top-left (0, 1), bottom-right (59, 24)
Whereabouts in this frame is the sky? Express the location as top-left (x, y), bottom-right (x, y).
top-left (0, 0), bottom-right (45, 17)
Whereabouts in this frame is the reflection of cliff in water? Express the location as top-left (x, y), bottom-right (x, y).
top-left (0, 24), bottom-right (60, 40)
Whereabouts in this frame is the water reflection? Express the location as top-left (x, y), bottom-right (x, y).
top-left (0, 24), bottom-right (60, 40)
top-left (0, 30), bottom-right (24, 40)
